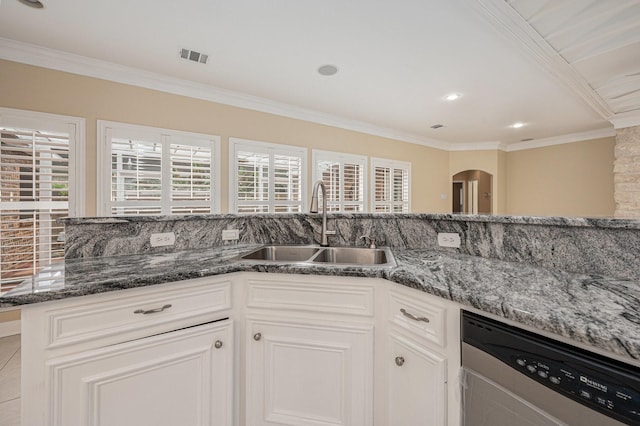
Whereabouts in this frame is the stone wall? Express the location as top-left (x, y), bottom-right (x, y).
top-left (615, 126), bottom-right (640, 218)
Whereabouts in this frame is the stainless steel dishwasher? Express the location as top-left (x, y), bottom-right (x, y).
top-left (461, 310), bottom-right (640, 425)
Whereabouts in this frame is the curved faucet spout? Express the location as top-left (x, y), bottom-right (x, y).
top-left (310, 180), bottom-right (335, 246)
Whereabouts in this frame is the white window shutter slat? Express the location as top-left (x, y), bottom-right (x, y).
top-left (1, 126), bottom-right (70, 292)
top-left (231, 139), bottom-right (306, 213)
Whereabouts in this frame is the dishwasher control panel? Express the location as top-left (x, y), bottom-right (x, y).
top-left (510, 352), bottom-right (640, 422)
top-left (462, 311), bottom-right (640, 425)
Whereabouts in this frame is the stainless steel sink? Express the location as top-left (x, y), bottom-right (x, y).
top-left (238, 245), bottom-right (396, 268)
top-left (311, 247), bottom-right (391, 266)
top-left (240, 245), bottom-right (320, 262)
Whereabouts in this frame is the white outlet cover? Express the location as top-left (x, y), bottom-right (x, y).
top-left (150, 232), bottom-right (176, 247)
top-left (222, 229), bottom-right (240, 240)
top-left (437, 232), bottom-right (461, 248)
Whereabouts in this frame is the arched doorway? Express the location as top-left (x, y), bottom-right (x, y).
top-left (452, 170), bottom-right (492, 214)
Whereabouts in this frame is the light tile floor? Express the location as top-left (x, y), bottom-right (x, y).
top-left (0, 334), bottom-right (21, 426)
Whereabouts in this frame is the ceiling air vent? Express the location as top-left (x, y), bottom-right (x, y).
top-left (179, 48), bottom-right (208, 64)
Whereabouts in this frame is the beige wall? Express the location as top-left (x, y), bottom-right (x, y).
top-left (449, 150), bottom-right (505, 214)
top-left (506, 137), bottom-right (615, 217)
top-left (0, 59), bottom-right (618, 218)
top-left (0, 60), bottom-right (450, 215)
top-left (0, 309), bottom-right (20, 323)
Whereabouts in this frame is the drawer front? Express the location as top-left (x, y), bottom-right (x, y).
top-left (246, 275), bottom-right (375, 317)
top-left (388, 288), bottom-right (446, 348)
top-left (45, 277), bottom-right (232, 349)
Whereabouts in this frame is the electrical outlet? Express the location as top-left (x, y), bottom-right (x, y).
top-left (437, 232), bottom-right (461, 248)
top-left (222, 229), bottom-right (240, 241)
top-left (150, 232), bottom-right (176, 247)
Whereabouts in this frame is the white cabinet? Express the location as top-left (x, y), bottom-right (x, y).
top-left (21, 275), bottom-right (234, 426)
top-left (387, 331), bottom-right (448, 425)
top-left (383, 284), bottom-right (461, 426)
top-left (21, 271), bottom-right (462, 426)
top-left (241, 273), bottom-right (376, 426)
top-left (47, 319), bottom-right (233, 426)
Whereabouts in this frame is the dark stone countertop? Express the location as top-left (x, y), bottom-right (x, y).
top-left (2, 244), bottom-right (639, 363)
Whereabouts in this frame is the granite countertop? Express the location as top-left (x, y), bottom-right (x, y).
top-left (2, 244), bottom-right (639, 363)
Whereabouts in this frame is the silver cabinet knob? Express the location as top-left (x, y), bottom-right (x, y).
top-left (253, 332), bottom-right (262, 341)
top-left (214, 340), bottom-right (223, 349)
top-left (395, 356), bottom-right (405, 367)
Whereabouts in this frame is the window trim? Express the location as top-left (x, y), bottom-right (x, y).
top-left (229, 137), bottom-right (307, 214)
top-left (370, 157), bottom-right (411, 213)
top-left (0, 107), bottom-right (86, 217)
top-left (311, 149), bottom-right (367, 212)
top-left (97, 120), bottom-right (220, 216)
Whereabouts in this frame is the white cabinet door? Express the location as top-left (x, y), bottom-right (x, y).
top-left (387, 331), bottom-right (448, 426)
top-left (46, 319), bottom-right (233, 426)
top-left (246, 319), bottom-right (374, 426)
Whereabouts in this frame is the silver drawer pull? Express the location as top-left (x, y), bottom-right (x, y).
top-left (134, 304), bottom-right (172, 315)
top-left (395, 356), bottom-right (405, 367)
top-left (254, 333), bottom-right (262, 341)
top-left (400, 308), bottom-right (430, 323)
top-left (214, 340), bottom-right (223, 349)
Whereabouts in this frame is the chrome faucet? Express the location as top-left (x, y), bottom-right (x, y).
top-left (310, 180), bottom-right (335, 246)
top-left (360, 235), bottom-right (377, 249)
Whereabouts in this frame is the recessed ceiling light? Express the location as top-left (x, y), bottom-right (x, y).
top-left (318, 65), bottom-right (338, 76)
top-left (444, 93), bottom-right (461, 101)
top-left (17, 0), bottom-right (44, 8)
top-left (510, 122), bottom-right (525, 129)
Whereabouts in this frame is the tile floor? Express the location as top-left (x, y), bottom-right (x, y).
top-left (0, 334), bottom-right (21, 426)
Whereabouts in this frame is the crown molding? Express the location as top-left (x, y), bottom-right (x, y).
top-left (608, 110), bottom-right (640, 129)
top-left (448, 141), bottom-right (505, 151)
top-left (471, 0), bottom-right (614, 120)
top-left (0, 37), bottom-right (451, 151)
top-left (0, 37), bottom-right (625, 154)
top-left (504, 128), bottom-right (616, 152)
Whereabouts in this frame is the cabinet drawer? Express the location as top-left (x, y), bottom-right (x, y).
top-left (44, 277), bottom-right (232, 349)
top-left (388, 288), bottom-right (446, 348)
top-left (246, 275), bottom-right (375, 317)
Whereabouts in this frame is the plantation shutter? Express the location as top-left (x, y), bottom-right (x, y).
top-left (236, 150), bottom-right (270, 213)
top-left (372, 158), bottom-right (410, 213)
top-left (170, 143), bottom-right (213, 214)
top-left (313, 151), bottom-right (366, 212)
top-left (273, 153), bottom-right (303, 213)
top-left (110, 136), bottom-right (163, 215)
top-left (101, 122), bottom-right (217, 216)
top-left (0, 127), bottom-right (69, 292)
top-left (231, 139), bottom-right (306, 213)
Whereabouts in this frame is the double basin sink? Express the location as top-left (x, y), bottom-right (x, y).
top-left (238, 245), bottom-right (396, 268)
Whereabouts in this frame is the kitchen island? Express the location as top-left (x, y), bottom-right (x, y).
top-left (3, 243), bottom-right (638, 363)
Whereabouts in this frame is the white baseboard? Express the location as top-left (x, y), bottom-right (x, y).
top-left (0, 320), bottom-right (20, 338)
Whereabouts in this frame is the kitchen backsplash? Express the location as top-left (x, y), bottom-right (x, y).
top-left (60, 214), bottom-right (640, 281)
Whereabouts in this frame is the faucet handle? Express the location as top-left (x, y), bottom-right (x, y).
top-left (359, 235), bottom-right (377, 249)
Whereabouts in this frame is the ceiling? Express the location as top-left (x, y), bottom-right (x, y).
top-left (0, 0), bottom-right (638, 149)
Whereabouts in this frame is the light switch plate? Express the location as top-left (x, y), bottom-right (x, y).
top-left (150, 232), bottom-right (176, 247)
top-left (222, 229), bottom-right (240, 240)
top-left (437, 232), bottom-right (461, 248)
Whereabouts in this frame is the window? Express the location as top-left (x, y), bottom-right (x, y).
top-left (312, 150), bottom-right (366, 212)
top-left (371, 158), bottom-right (411, 213)
top-left (230, 138), bottom-right (306, 213)
top-left (98, 121), bottom-right (220, 215)
top-left (0, 108), bottom-right (84, 293)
